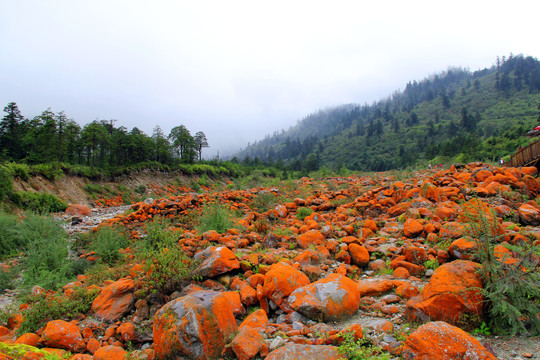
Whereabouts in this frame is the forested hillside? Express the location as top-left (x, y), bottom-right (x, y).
top-left (235, 54), bottom-right (540, 171)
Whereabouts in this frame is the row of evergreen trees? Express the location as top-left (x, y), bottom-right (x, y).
top-left (0, 103), bottom-right (208, 169)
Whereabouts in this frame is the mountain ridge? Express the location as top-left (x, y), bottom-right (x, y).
top-left (234, 54), bottom-right (540, 171)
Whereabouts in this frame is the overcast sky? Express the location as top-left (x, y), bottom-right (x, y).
top-left (1, 1), bottom-right (539, 157)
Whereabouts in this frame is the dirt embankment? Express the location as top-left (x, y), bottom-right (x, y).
top-left (11, 170), bottom-right (198, 206)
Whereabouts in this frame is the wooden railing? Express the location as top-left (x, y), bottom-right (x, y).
top-left (506, 138), bottom-right (540, 167)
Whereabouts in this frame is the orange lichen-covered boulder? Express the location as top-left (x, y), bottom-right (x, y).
top-left (265, 343), bottom-right (344, 360)
top-left (348, 243), bottom-right (369, 266)
top-left (91, 278), bottom-right (135, 323)
top-left (153, 290), bottom-right (237, 360)
top-left (297, 229), bottom-right (325, 249)
top-left (403, 218), bottom-right (423, 238)
top-left (435, 206), bottom-right (457, 221)
top-left (448, 237), bottom-right (477, 260)
top-left (230, 327), bottom-right (269, 360)
top-left (93, 345), bottom-right (128, 360)
top-left (403, 246), bottom-right (428, 265)
top-left (405, 260), bottom-right (483, 324)
top-left (40, 320), bottom-right (84, 352)
top-left (193, 246), bottom-right (240, 278)
top-left (357, 279), bottom-right (394, 297)
top-left (288, 273), bottom-right (360, 321)
top-left (401, 321), bottom-right (497, 360)
top-left (238, 309), bottom-right (269, 331)
top-left (263, 262), bottom-right (310, 308)
top-left (518, 203), bottom-right (540, 225)
top-left (14, 333), bottom-right (40, 347)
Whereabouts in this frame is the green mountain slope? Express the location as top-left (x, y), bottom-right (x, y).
top-left (234, 54), bottom-right (540, 171)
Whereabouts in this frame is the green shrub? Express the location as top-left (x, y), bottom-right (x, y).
top-left (252, 191), bottom-right (279, 213)
top-left (338, 332), bottom-right (391, 360)
top-left (84, 183), bottom-right (105, 195)
top-left (135, 185), bottom-right (146, 194)
top-left (9, 191), bottom-right (67, 213)
top-left (0, 165), bottom-right (13, 200)
top-left (87, 225), bottom-right (131, 265)
top-left (30, 163), bottom-right (64, 180)
top-left (423, 259), bottom-right (439, 270)
top-left (18, 286), bottom-right (99, 334)
top-left (19, 213), bottom-right (76, 290)
top-left (4, 162), bottom-right (30, 181)
top-left (463, 202), bottom-right (540, 335)
top-left (197, 202), bottom-right (237, 234)
top-left (296, 206), bottom-right (313, 220)
top-left (0, 211), bottom-right (23, 259)
top-left (137, 220), bottom-right (199, 295)
top-left (0, 265), bottom-right (18, 292)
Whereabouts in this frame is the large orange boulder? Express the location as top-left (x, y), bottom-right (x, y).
top-left (230, 327), bottom-right (269, 360)
top-left (153, 290), bottom-right (237, 360)
top-left (401, 321), bottom-right (497, 360)
top-left (40, 320), bottom-right (84, 352)
top-left (238, 309), bottom-right (269, 331)
top-left (263, 262), bottom-right (310, 308)
top-left (405, 260), bottom-right (483, 324)
top-left (93, 345), bottom-right (127, 360)
top-left (357, 279), bottom-right (394, 297)
top-left (448, 237), bottom-right (477, 260)
top-left (193, 246), bottom-right (240, 278)
top-left (518, 203), bottom-right (540, 225)
top-left (297, 229), bottom-right (325, 249)
top-left (348, 243), bottom-right (369, 266)
top-left (403, 218), bottom-right (423, 238)
top-left (288, 273), bottom-right (360, 321)
top-left (403, 246), bottom-right (427, 265)
top-left (91, 278), bottom-right (135, 322)
top-left (265, 343), bottom-right (344, 360)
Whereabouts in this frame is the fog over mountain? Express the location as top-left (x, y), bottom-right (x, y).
top-left (1, 0), bottom-right (539, 157)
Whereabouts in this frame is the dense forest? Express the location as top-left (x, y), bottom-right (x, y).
top-left (0, 104), bottom-right (209, 170)
top-left (235, 54), bottom-right (540, 171)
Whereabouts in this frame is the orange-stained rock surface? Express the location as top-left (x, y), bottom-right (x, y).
top-left (265, 343), bottom-right (345, 360)
top-left (402, 321), bottom-right (497, 360)
top-left (91, 278), bottom-right (135, 323)
top-left (4, 162), bottom-right (540, 359)
top-left (40, 320), bottom-right (84, 352)
top-left (152, 290), bottom-right (237, 360)
top-left (405, 260), bottom-right (483, 324)
top-left (262, 262), bottom-right (310, 309)
top-left (194, 246), bottom-right (240, 278)
top-left (93, 345), bottom-right (127, 360)
top-left (288, 273), bottom-right (360, 321)
top-left (231, 327), bottom-right (269, 360)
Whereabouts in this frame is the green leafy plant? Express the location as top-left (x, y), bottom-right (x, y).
top-left (423, 259), bottom-right (439, 270)
top-left (9, 191), bottom-right (67, 213)
top-left (197, 202), bottom-right (238, 234)
top-left (2, 212), bottom-right (80, 290)
top-left (296, 206), bottom-right (313, 220)
top-left (252, 191), bottom-right (279, 213)
top-left (87, 225), bottom-right (131, 265)
top-left (138, 220), bottom-right (200, 295)
top-left (473, 321), bottom-right (491, 336)
top-left (18, 286), bottom-right (99, 334)
top-left (338, 332), bottom-right (391, 360)
top-left (463, 201), bottom-right (540, 335)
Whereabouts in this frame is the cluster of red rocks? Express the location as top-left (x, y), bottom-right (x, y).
top-left (1, 163), bottom-right (539, 359)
